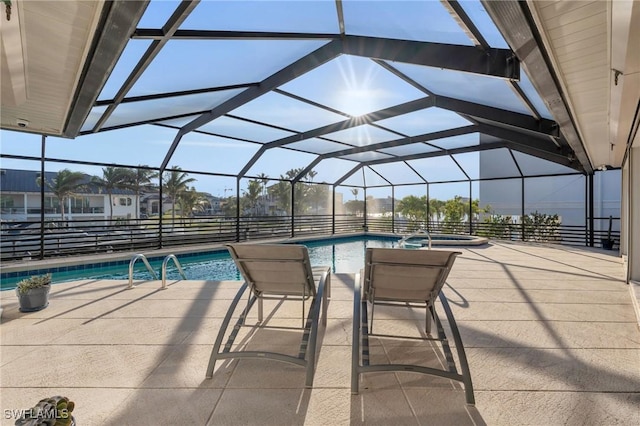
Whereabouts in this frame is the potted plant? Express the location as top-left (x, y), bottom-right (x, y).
top-left (14, 395), bottom-right (75, 426)
top-left (15, 273), bottom-right (51, 312)
top-left (601, 216), bottom-right (615, 250)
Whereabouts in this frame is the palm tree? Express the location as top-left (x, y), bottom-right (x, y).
top-left (243, 179), bottom-right (262, 216)
top-left (162, 167), bottom-right (196, 224)
top-left (178, 186), bottom-right (205, 224)
top-left (351, 188), bottom-right (359, 200)
top-left (91, 167), bottom-right (130, 221)
top-left (256, 173), bottom-right (269, 215)
top-left (36, 169), bottom-right (86, 221)
top-left (123, 166), bottom-right (158, 220)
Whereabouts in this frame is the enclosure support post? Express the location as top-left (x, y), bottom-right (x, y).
top-left (291, 181), bottom-right (295, 238)
top-left (469, 180), bottom-right (473, 235)
top-left (363, 187), bottom-right (367, 231)
top-left (158, 173), bottom-right (163, 248)
top-left (588, 173), bottom-right (595, 247)
top-left (521, 177), bottom-right (525, 241)
top-left (391, 186), bottom-right (395, 233)
top-left (332, 186), bottom-right (336, 234)
top-left (39, 135), bottom-right (46, 260)
top-left (236, 178), bottom-right (240, 242)
top-left (426, 183), bottom-right (430, 232)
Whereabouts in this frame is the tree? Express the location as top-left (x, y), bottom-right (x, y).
top-left (351, 188), bottom-right (359, 200)
top-left (269, 179), bottom-right (291, 215)
top-left (428, 198), bottom-right (445, 222)
top-left (162, 167), bottom-right (196, 224)
top-left (178, 186), bottom-right (206, 224)
top-left (123, 166), bottom-right (158, 220)
top-left (242, 179), bottom-right (262, 216)
top-left (397, 195), bottom-right (428, 221)
top-left (91, 167), bottom-right (130, 221)
top-left (396, 195), bottom-right (427, 230)
top-left (36, 169), bottom-right (86, 221)
top-left (256, 172), bottom-right (269, 215)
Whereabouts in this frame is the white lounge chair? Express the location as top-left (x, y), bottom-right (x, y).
top-left (351, 247), bottom-right (475, 404)
top-left (206, 243), bottom-right (330, 387)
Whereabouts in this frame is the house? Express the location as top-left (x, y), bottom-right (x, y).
top-left (0, 169), bottom-right (137, 223)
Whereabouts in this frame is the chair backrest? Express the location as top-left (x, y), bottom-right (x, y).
top-left (226, 243), bottom-right (316, 297)
top-left (364, 248), bottom-right (461, 303)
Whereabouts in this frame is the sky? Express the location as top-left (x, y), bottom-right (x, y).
top-left (0, 0), bottom-right (571, 202)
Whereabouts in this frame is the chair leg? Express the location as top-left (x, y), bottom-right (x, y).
top-left (425, 304), bottom-right (432, 335)
top-left (206, 282), bottom-right (249, 378)
top-left (439, 292), bottom-right (475, 405)
top-left (351, 273), bottom-right (361, 394)
top-left (305, 272), bottom-right (327, 388)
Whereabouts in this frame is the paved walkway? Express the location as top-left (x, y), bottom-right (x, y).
top-left (1, 242), bottom-right (638, 425)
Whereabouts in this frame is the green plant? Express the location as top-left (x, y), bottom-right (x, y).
top-left (522, 211), bottom-right (561, 242)
top-left (16, 274), bottom-right (51, 295)
top-left (14, 395), bottom-right (74, 426)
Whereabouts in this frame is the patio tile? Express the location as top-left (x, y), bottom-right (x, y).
top-left (208, 388), bottom-right (308, 425)
top-left (304, 388), bottom-right (351, 425)
top-left (349, 389), bottom-right (414, 425)
top-left (0, 387), bottom-right (136, 426)
top-left (105, 388), bottom-right (222, 426)
top-left (455, 320), bottom-right (640, 349)
top-left (140, 344), bottom-right (233, 389)
top-left (475, 390), bottom-right (640, 426)
top-left (467, 347), bottom-right (640, 392)
top-left (0, 345), bottom-right (171, 388)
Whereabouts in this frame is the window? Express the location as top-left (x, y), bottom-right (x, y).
top-left (119, 197), bottom-right (132, 206)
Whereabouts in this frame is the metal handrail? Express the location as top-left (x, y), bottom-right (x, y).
top-left (128, 253), bottom-right (158, 289)
top-left (161, 254), bottom-right (186, 289)
top-left (399, 229), bottom-right (432, 249)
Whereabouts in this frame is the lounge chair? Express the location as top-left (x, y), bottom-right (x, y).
top-left (351, 248), bottom-right (475, 404)
top-left (206, 243), bottom-right (330, 387)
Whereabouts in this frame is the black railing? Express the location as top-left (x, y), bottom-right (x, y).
top-left (0, 215), bottom-right (619, 262)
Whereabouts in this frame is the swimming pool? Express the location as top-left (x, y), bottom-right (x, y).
top-left (1, 236), bottom-right (401, 290)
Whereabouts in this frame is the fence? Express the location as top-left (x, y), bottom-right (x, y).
top-left (0, 214), bottom-right (619, 262)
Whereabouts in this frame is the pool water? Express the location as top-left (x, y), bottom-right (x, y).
top-left (132, 238), bottom-right (399, 281)
top-left (2, 237), bottom-right (400, 289)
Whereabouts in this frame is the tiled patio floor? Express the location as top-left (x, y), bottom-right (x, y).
top-left (1, 241), bottom-right (639, 425)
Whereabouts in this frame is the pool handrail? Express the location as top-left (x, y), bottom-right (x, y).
top-left (399, 229), bottom-right (432, 249)
top-left (128, 253), bottom-right (158, 289)
top-left (161, 254), bottom-right (186, 289)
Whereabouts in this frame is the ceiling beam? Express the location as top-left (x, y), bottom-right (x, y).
top-left (334, 142), bottom-right (506, 186)
top-left (477, 123), bottom-right (581, 171)
top-left (481, 0), bottom-right (593, 173)
top-left (264, 97), bottom-right (435, 150)
top-left (91, 0), bottom-right (199, 133)
top-left (342, 35), bottom-right (519, 80)
top-left (133, 29), bottom-right (339, 41)
top-left (235, 96), bottom-right (436, 179)
top-left (64, 0), bottom-right (150, 138)
top-left (435, 95), bottom-right (557, 137)
top-left (324, 125), bottom-right (478, 159)
top-left (161, 39), bottom-right (343, 171)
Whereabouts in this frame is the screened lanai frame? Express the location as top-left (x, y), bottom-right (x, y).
top-left (0, 0), bottom-right (619, 261)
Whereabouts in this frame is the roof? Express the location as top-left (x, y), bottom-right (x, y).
top-left (1, 1), bottom-right (638, 185)
top-left (0, 169), bottom-right (132, 195)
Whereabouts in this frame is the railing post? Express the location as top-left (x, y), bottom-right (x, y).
top-left (332, 186), bottom-right (336, 234)
top-left (469, 180), bottom-right (473, 235)
top-left (521, 177), bottom-right (525, 241)
top-left (588, 173), bottom-right (595, 247)
top-left (235, 178), bottom-right (240, 242)
top-left (39, 135), bottom-right (46, 260)
top-left (291, 181), bottom-right (295, 238)
top-left (391, 186), bottom-right (395, 233)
